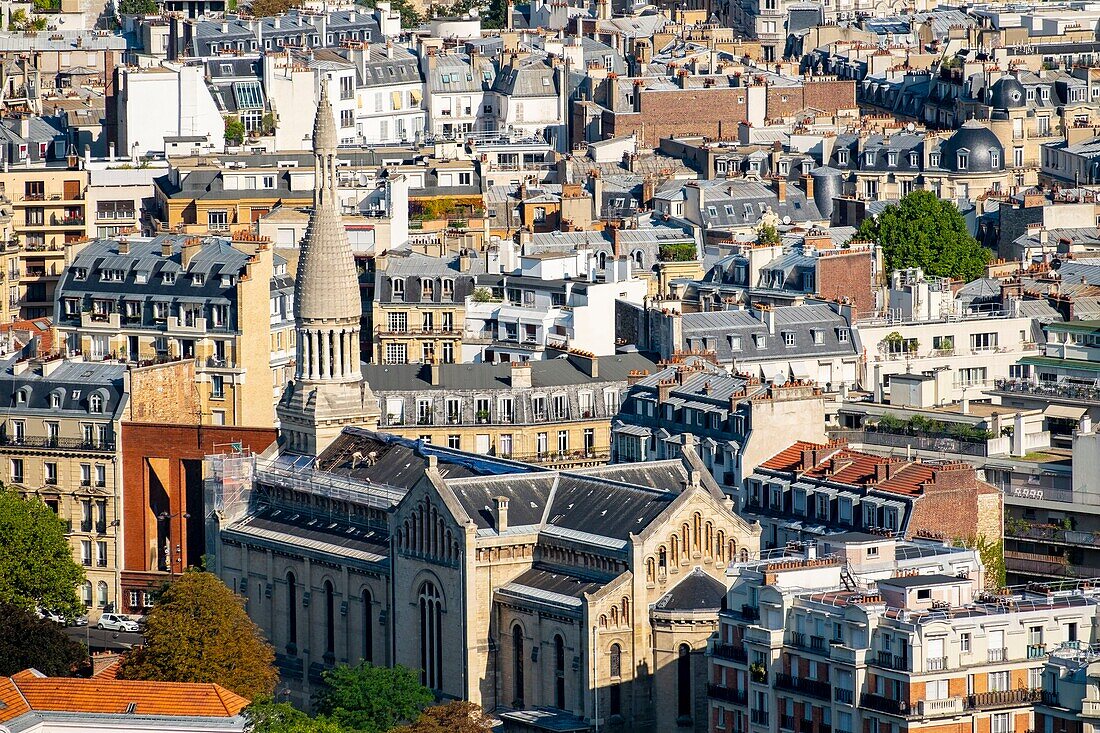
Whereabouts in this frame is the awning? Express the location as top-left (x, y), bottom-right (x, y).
top-left (791, 362), bottom-right (813, 380)
top-left (762, 362), bottom-right (788, 383)
top-left (1044, 404), bottom-right (1087, 420)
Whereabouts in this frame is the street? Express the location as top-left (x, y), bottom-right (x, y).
top-left (64, 625), bottom-right (144, 652)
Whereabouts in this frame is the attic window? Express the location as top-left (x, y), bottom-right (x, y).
top-left (49, 392), bottom-right (60, 409)
top-left (909, 152), bottom-right (918, 167)
top-left (956, 149), bottom-right (969, 171)
top-left (887, 151), bottom-right (898, 167)
top-left (163, 272), bottom-right (176, 285)
top-left (193, 273), bottom-right (205, 286)
top-left (15, 390), bottom-right (26, 404)
top-left (837, 149), bottom-right (849, 165)
top-left (220, 63), bottom-right (232, 74)
top-left (930, 152), bottom-right (941, 167)
top-left (73, 267), bottom-right (87, 280)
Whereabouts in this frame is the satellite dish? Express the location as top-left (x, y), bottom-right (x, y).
top-left (783, 215), bottom-right (792, 224)
top-left (1051, 257), bottom-right (1062, 271)
top-left (907, 122), bottom-right (915, 132)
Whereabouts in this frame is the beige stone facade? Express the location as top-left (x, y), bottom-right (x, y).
top-left (215, 429), bottom-right (761, 731)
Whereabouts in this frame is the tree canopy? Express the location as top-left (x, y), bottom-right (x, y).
top-left (855, 190), bottom-right (991, 282)
top-left (392, 702), bottom-right (494, 733)
top-left (0, 602), bottom-right (88, 676)
top-left (313, 663), bottom-right (433, 733)
top-left (118, 570), bottom-right (277, 700)
top-left (118, 0), bottom-right (157, 14)
top-left (248, 0), bottom-right (300, 16)
top-left (224, 116), bottom-right (247, 146)
top-left (0, 489), bottom-right (84, 617)
top-left (246, 699), bottom-right (346, 733)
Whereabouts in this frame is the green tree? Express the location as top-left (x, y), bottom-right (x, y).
top-left (118, 0), bottom-right (157, 13)
top-left (954, 536), bottom-right (1006, 589)
top-left (224, 116), bottom-right (246, 146)
top-left (0, 602), bottom-right (88, 676)
top-left (119, 570), bottom-right (278, 700)
top-left (313, 663), bottom-right (433, 733)
top-left (8, 9), bottom-right (27, 30)
top-left (757, 222), bottom-right (780, 245)
top-left (246, 699), bottom-right (345, 733)
top-left (29, 16), bottom-right (47, 29)
top-left (393, 702), bottom-right (494, 733)
top-left (0, 489), bottom-right (84, 617)
top-left (248, 0), bottom-right (300, 15)
top-left (855, 190), bottom-right (991, 282)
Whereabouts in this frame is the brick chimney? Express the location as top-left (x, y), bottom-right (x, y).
top-left (495, 496), bottom-right (509, 532)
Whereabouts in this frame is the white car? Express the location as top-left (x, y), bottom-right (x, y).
top-left (96, 613), bottom-right (140, 632)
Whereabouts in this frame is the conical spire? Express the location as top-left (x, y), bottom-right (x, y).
top-left (312, 83), bottom-right (338, 157)
top-left (293, 83), bottom-right (361, 381)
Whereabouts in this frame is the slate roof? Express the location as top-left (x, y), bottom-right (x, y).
top-left (360, 353), bottom-right (659, 392)
top-left (679, 304), bottom-right (856, 363)
top-left (0, 355), bottom-right (128, 419)
top-left (655, 567), bottom-right (726, 612)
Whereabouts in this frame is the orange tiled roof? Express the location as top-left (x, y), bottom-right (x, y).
top-left (759, 440), bottom-right (939, 496)
top-left (0, 670), bottom-right (249, 723)
top-left (0, 317), bottom-right (54, 354)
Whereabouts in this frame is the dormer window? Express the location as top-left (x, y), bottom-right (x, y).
top-left (421, 279), bottom-right (434, 301)
top-left (1039, 87), bottom-right (1050, 102)
top-left (956, 149), bottom-right (969, 171)
top-left (49, 392), bottom-right (61, 409)
top-left (15, 389), bottom-right (27, 405)
top-left (392, 278), bottom-right (405, 301)
top-left (930, 152), bottom-right (941, 167)
top-left (73, 268), bottom-right (87, 281)
top-left (837, 149), bottom-right (849, 165)
top-left (909, 152), bottom-right (918, 167)
top-left (990, 150), bottom-right (1001, 169)
top-left (163, 272), bottom-right (176, 285)
top-left (193, 273), bottom-right (205, 286)
top-left (89, 393), bottom-right (103, 413)
top-left (864, 151), bottom-right (876, 166)
top-left (887, 151), bottom-right (898, 167)
top-left (716, 159), bottom-right (727, 174)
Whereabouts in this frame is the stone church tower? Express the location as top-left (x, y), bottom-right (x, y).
top-left (277, 86), bottom-right (379, 456)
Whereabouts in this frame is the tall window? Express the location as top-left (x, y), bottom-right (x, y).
top-left (324, 580), bottom-right (335, 656)
top-left (419, 582), bottom-right (443, 689)
top-left (677, 644), bottom-right (692, 720)
top-left (286, 572), bottom-right (298, 647)
top-left (554, 634), bottom-right (566, 709)
top-left (512, 624), bottom-right (525, 706)
top-left (362, 589), bottom-right (373, 664)
top-left (610, 643), bottom-right (622, 677)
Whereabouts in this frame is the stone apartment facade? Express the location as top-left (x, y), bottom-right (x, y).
top-left (0, 355), bottom-right (128, 616)
top-left (709, 536), bottom-right (1096, 733)
top-left (366, 352), bottom-right (656, 465)
top-left (54, 232), bottom-right (288, 427)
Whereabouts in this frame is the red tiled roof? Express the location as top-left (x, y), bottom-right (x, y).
top-left (0, 670), bottom-right (249, 723)
top-left (758, 440), bottom-right (943, 496)
top-left (0, 317), bottom-right (54, 354)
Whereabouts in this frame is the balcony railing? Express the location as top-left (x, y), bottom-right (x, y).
top-left (775, 672), bottom-right (831, 700)
top-left (927, 656), bottom-right (949, 671)
top-left (861, 693), bottom-right (909, 716)
top-left (780, 714), bottom-right (795, 730)
top-left (873, 650), bottom-right (910, 671)
top-left (918, 697), bottom-right (966, 717)
top-left (751, 710), bottom-right (770, 726)
top-left (708, 683), bottom-right (747, 705)
top-left (1027, 644), bottom-right (1047, 659)
top-left (834, 688), bottom-right (854, 705)
top-left (0, 435), bottom-right (115, 451)
top-left (988, 647), bottom-right (1007, 663)
top-left (966, 689), bottom-right (1043, 710)
top-left (712, 642), bottom-right (748, 663)
top-left (994, 378), bottom-right (1100, 404)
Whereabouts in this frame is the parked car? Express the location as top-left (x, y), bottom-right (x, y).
top-left (96, 613), bottom-right (140, 632)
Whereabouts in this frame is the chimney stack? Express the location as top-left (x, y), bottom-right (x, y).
top-left (510, 361), bottom-right (532, 389)
top-left (495, 496), bottom-right (509, 532)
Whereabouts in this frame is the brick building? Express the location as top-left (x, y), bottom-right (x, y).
top-left (118, 422), bottom-right (275, 615)
top-left (584, 75), bottom-right (857, 148)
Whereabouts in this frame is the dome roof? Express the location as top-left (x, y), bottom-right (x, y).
top-left (939, 120), bottom-right (1004, 173)
top-left (989, 76), bottom-right (1026, 110)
